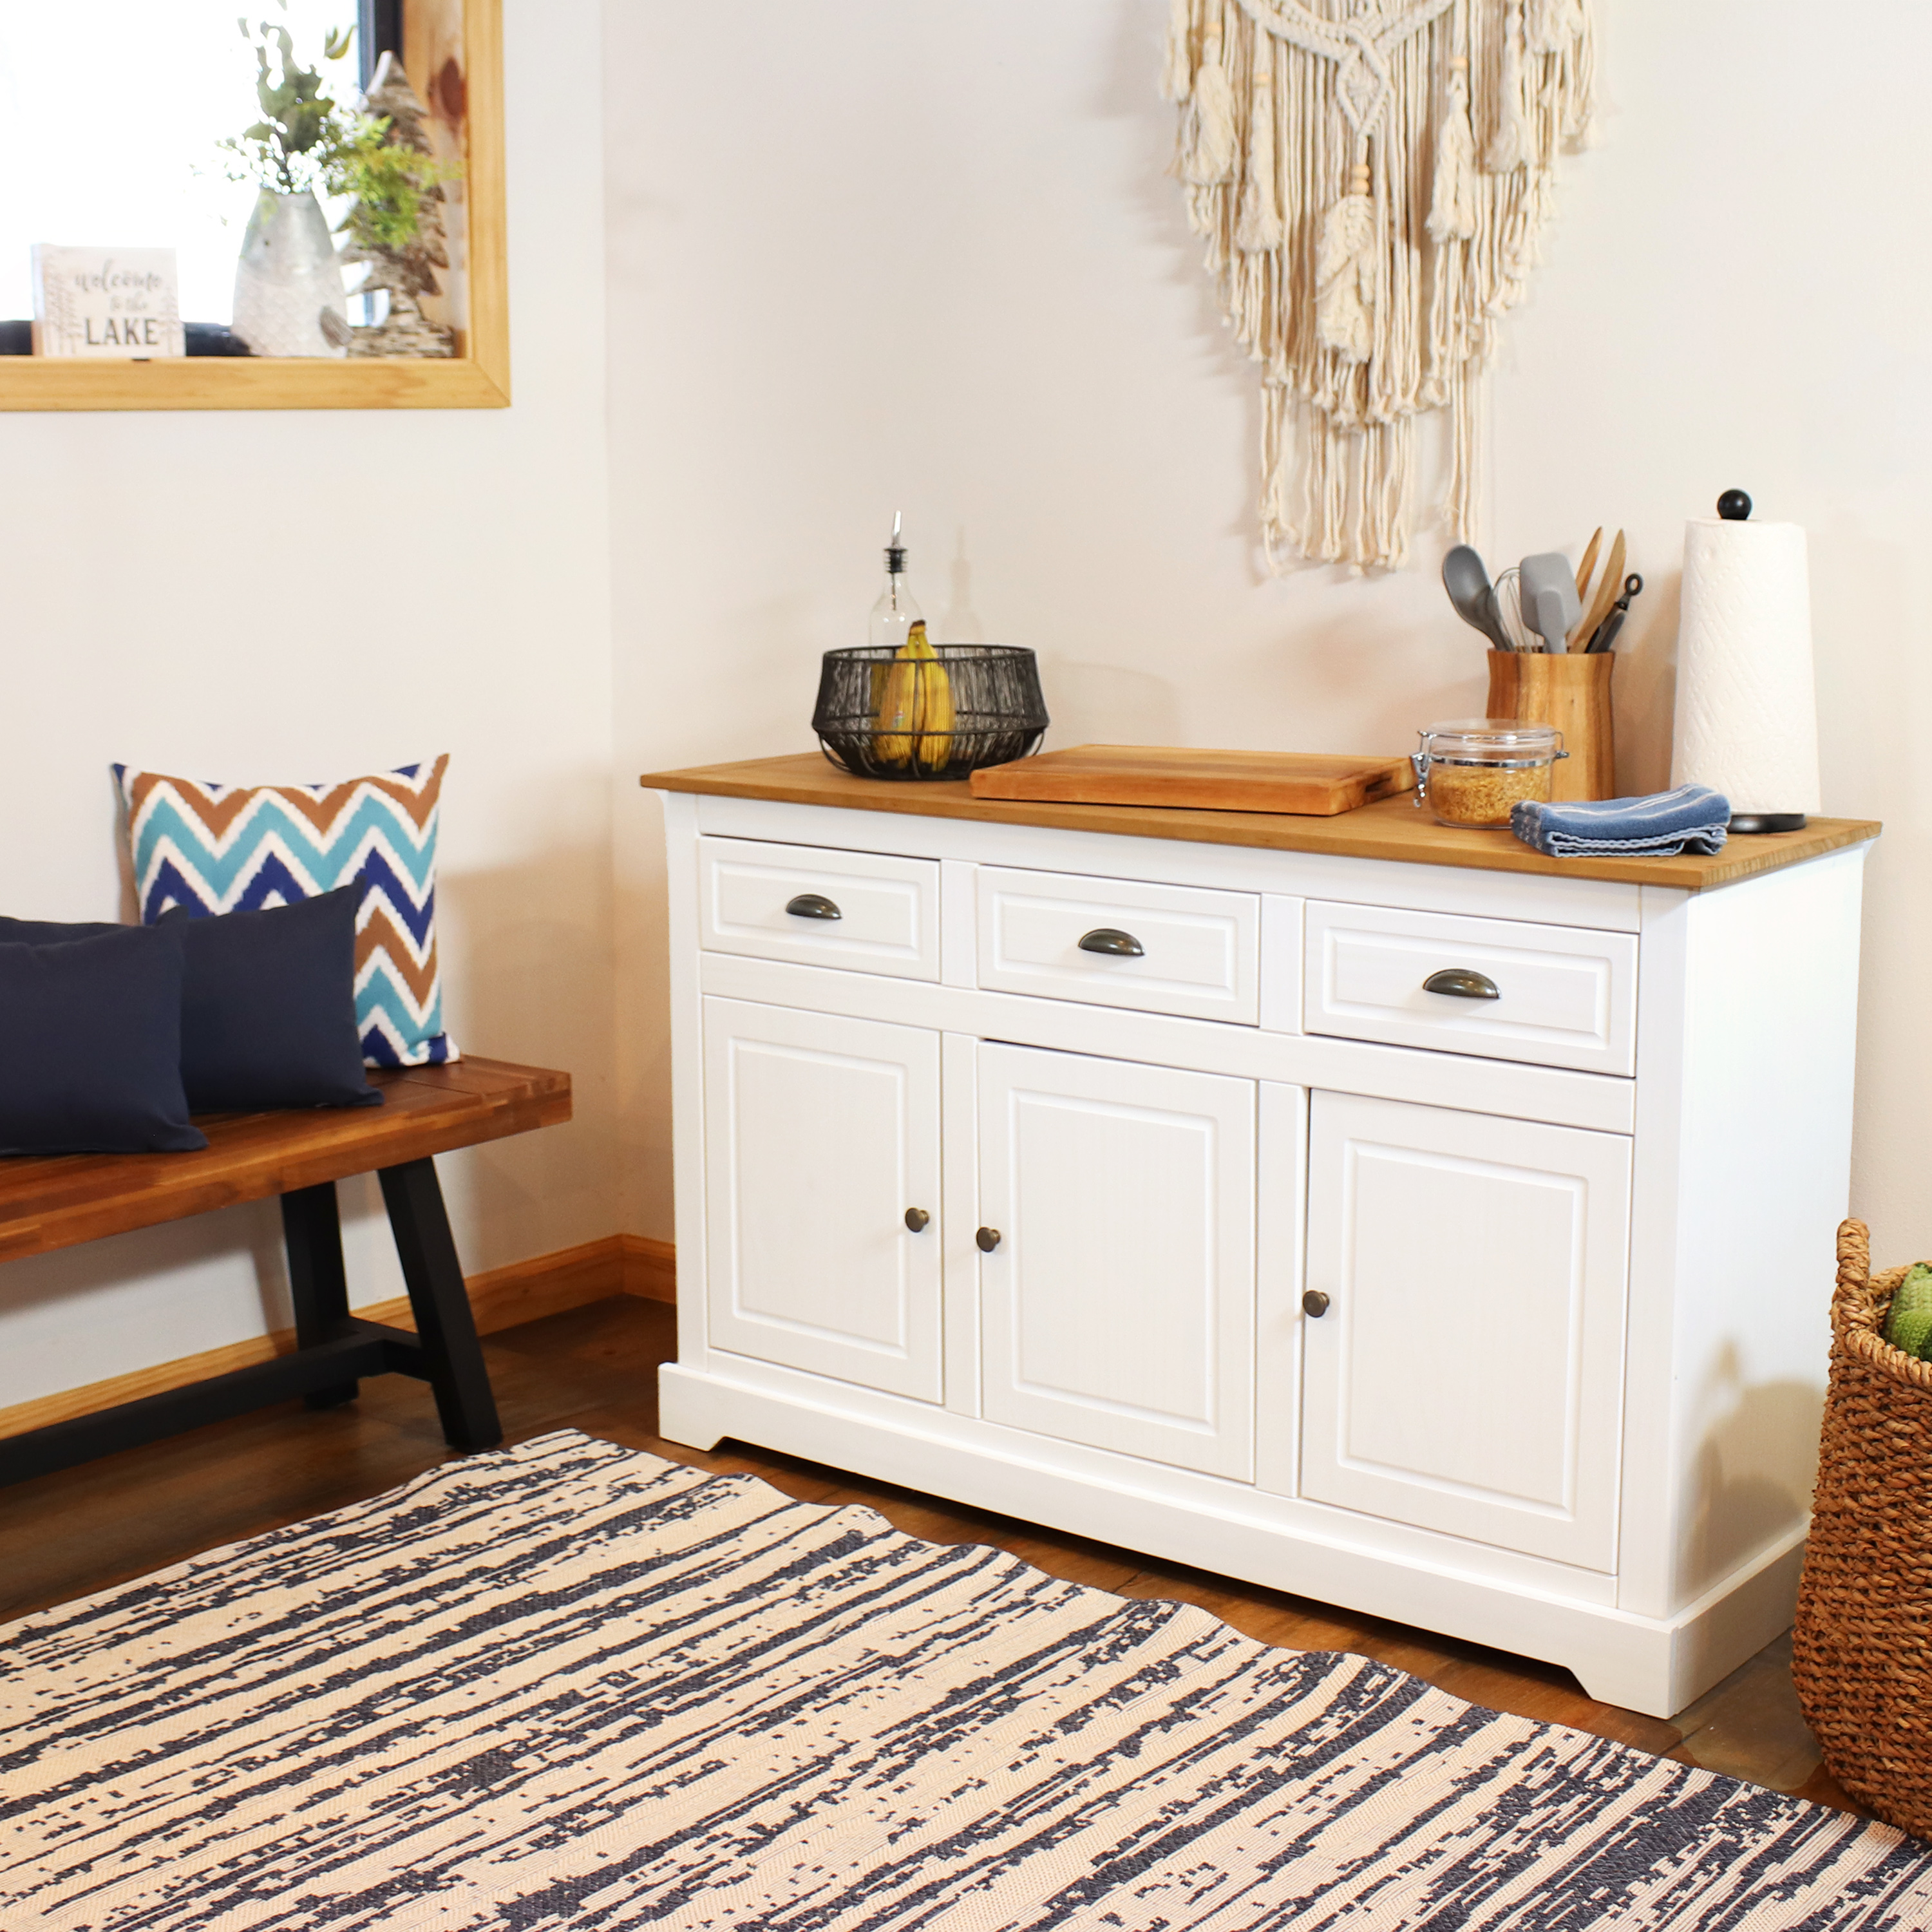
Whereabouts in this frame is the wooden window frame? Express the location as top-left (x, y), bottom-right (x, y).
top-left (0, 0), bottom-right (506, 413)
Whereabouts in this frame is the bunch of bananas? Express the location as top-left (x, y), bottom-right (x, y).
top-left (873, 622), bottom-right (956, 772)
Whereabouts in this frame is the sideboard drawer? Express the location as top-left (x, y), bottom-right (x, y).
top-left (1304, 902), bottom-right (1638, 1075)
top-left (699, 837), bottom-right (940, 980)
top-left (977, 867), bottom-right (1260, 1023)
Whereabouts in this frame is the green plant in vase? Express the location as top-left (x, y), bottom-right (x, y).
top-left (223, 15), bottom-right (356, 191)
top-left (220, 6), bottom-right (359, 357)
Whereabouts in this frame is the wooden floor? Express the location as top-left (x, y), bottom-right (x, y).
top-left (1, 1295), bottom-right (1858, 1816)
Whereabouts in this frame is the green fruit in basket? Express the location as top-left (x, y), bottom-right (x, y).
top-left (1884, 1265), bottom-right (1932, 1359)
top-left (1891, 1309), bottom-right (1932, 1361)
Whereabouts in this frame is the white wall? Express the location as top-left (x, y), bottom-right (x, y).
top-left (607, 1), bottom-right (1932, 1262)
top-left (0, 0), bottom-right (617, 1411)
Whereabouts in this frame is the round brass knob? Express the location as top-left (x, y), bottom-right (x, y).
top-left (904, 1208), bottom-right (931, 1233)
top-left (1302, 1289), bottom-right (1331, 1318)
top-left (976, 1226), bottom-right (1002, 1253)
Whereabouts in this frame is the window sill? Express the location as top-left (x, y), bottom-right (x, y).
top-left (0, 350), bottom-right (509, 412)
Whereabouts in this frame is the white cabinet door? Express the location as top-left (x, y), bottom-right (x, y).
top-left (1302, 1093), bottom-right (1630, 1569)
top-left (977, 1043), bottom-right (1255, 1478)
top-left (703, 998), bottom-right (942, 1401)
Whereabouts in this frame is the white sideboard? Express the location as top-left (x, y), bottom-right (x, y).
top-left (646, 761), bottom-right (1875, 1718)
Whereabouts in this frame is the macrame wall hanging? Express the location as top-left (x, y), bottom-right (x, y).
top-left (1165, 0), bottom-right (1595, 571)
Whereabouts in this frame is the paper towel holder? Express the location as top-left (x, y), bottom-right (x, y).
top-left (1711, 487), bottom-right (1808, 835)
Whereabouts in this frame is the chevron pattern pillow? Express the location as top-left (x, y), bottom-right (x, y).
top-left (114, 756), bottom-right (457, 1068)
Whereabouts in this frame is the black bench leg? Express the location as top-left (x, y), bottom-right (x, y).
top-left (281, 1182), bottom-right (359, 1410)
top-left (379, 1157), bottom-right (502, 1452)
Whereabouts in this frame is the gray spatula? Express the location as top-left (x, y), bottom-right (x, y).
top-left (1519, 551), bottom-right (1582, 654)
top-left (1442, 545), bottom-right (1514, 652)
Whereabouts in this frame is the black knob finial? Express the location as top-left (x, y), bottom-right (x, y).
top-left (1717, 489), bottom-right (1753, 522)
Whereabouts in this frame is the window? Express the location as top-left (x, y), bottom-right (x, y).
top-left (0, 0), bottom-right (504, 410)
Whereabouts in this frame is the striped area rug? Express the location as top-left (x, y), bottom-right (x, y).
top-left (5, 1433), bottom-right (1928, 1930)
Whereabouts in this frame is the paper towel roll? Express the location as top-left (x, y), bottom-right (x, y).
top-left (1671, 517), bottom-right (1821, 817)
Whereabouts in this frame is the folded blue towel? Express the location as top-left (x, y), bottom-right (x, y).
top-left (1511, 784), bottom-right (1730, 858)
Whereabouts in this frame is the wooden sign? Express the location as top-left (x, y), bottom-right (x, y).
top-left (30, 247), bottom-right (185, 357)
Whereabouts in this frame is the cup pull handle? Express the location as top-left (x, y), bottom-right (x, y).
top-left (1424, 968), bottom-right (1500, 1001)
top-left (1078, 927), bottom-right (1144, 958)
top-left (786, 893), bottom-right (842, 922)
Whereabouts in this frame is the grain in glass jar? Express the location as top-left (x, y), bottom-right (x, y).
top-left (1412, 720), bottom-right (1567, 829)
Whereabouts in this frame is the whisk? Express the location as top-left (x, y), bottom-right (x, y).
top-left (1491, 567), bottom-right (1540, 653)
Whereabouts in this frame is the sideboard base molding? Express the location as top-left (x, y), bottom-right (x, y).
top-left (660, 1361), bottom-right (1804, 1720)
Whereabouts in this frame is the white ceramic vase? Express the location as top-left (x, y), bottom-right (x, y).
top-left (231, 188), bottom-right (349, 358)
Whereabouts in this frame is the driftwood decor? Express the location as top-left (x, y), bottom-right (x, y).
top-left (1165, 0), bottom-right (1595, 570)
top-left (344, 53), bottom-right (459, 359)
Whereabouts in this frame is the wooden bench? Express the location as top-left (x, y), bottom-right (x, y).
top-left (0, 1058), bottom-right (571, 1488)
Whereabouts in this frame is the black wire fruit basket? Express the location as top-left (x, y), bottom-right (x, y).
top-left (813, 644), bottom-right (1048, 781)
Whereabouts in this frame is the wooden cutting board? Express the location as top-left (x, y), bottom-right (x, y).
top-left (968, 745), bottom-right (1417, 816)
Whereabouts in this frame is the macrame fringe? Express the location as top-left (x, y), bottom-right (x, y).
top-left (1448, 372), bottom-right (1483, 545)
top-left (1180, 19), bottom-right (1239, 185)
top-left (1235, 62), bottom-right (1285, 251)
top-left (1264, 397), bottom-right (1417, 573)
top-left (1315, 160), bottom-right (1376, 361)
top-left (1162, 0), bottom-right (1197, 102)
top-left (1179, 0), bottom-right (1593, 569)
top-left (1486, 0), bottom-right (1531, 173)
top-left (1427, 59), bottom-right (1478, 242)
top-left (1524, 0), bottom-right (1584, 53)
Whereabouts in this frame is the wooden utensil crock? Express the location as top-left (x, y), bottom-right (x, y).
top-left (1486, 650), bottom-right (1615, 802)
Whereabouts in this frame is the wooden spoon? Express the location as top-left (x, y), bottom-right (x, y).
top-left (1575, 527), bottom-right (1603, 600)
top-left (1570, 528), bottom-right (1624, 649)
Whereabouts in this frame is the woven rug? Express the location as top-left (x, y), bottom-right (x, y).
top-left (5, 1433), bottom-right (1929, 1930)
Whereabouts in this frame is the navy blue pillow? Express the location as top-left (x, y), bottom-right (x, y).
top-left (0, 918), bottom-right (121, 944)
top-left (0, 886), bottom-right (381, 1115)
top-left (159, 887), bottom-right (381, 1113)
top-left (0, 927), bottom-right (206, 1153)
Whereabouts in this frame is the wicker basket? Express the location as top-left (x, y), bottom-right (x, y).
top-left (1791, 1218), bottom-right (1932, 1837)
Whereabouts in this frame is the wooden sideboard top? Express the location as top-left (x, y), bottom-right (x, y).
top-left (639, 753), bottom-right (1880, 893)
